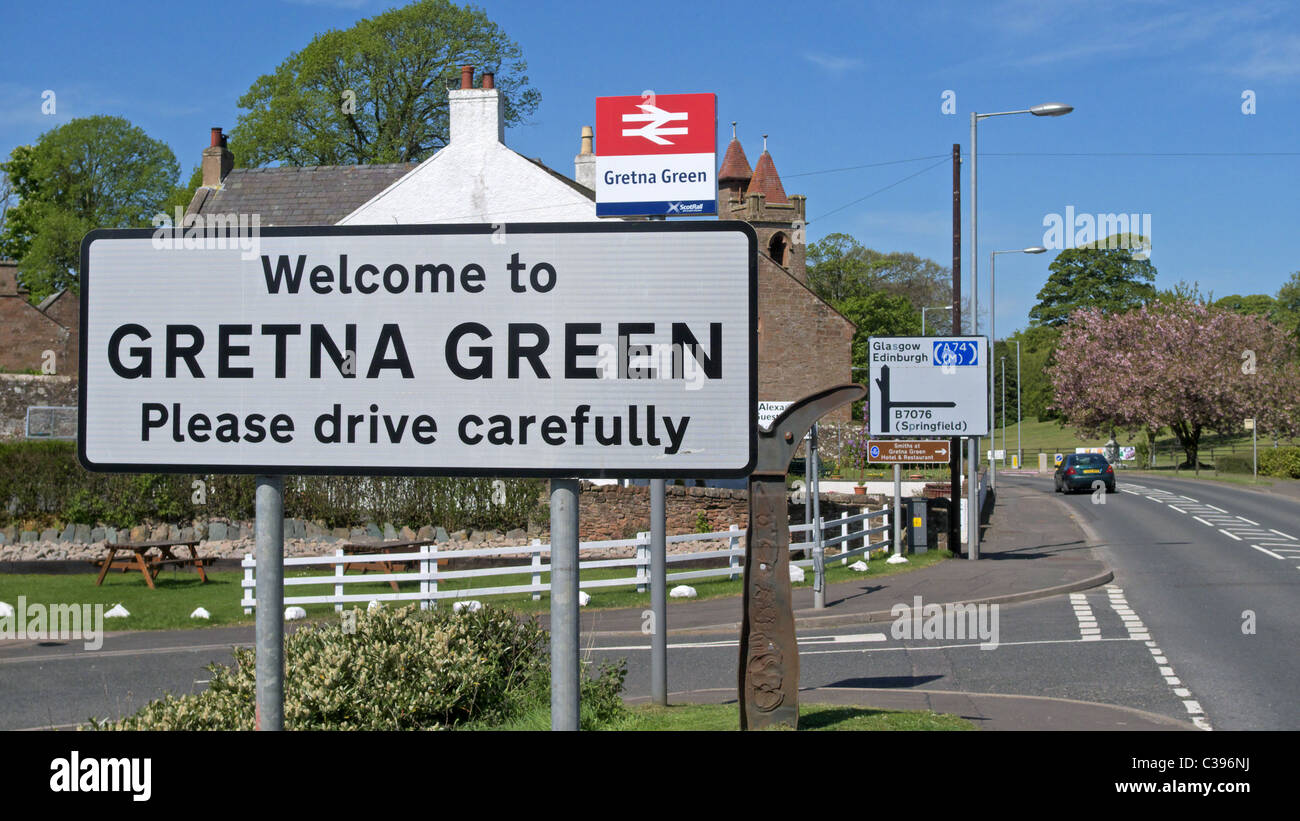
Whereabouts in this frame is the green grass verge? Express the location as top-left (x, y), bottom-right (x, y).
top-left (483, 701), bottom-right (975, 731)
top-left (0, 549), bottom-right (951, 632)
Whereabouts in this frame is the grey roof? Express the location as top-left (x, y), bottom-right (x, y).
top-left (192, 164), bottom-right (415, 226)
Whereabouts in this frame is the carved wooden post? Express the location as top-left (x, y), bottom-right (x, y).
top-left (739, 384), bottom-right (865, 730)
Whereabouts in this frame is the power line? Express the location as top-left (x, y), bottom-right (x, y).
top-left (785, 154), bottom-right (949, 178)
top-left (977, 151), bottom-right (1300, 158)
top-left (809, 157), bottom-right (951, 225)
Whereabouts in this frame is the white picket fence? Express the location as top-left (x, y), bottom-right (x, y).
top-left (240, 506), bottom-right (893, 612)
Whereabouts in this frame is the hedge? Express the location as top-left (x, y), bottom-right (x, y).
top-left (1259, 447), bottom-right (1300, 479)
top-left (0, 440), bottom-right (545, 530)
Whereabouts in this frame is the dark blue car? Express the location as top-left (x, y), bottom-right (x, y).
top-left (1054, 453), bottom-right (1116, 494)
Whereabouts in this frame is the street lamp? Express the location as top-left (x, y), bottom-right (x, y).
top-left (921, 304), bottom-right (955, 336)
top-left (967, 101), bottom-right (1071, 558)
top-left (987, 246), bottom-right (1046, 490)
top-left (1015, 339), bottom-right (1022, 470)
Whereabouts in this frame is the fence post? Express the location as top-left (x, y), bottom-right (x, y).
top-left (334, 548), bottom-right (344, 613)
top-left (429, 545), bottom-right (438, 607)
top-left (531, 538), bottom-right (543, 601)
top-left (728, 524), bottom-right (740, 580)
top-left (243, 553), bottom-right (254, 615)
top-left (419, 545), bottom-right (430, 612)
top-left (636, 531), bottom-right (649, 594)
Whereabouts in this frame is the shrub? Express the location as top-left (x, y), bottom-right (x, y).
top-left (1214, 454), bottom-right (1255, 474)
top-left (0, 440), bottom-right (543, 530)
top-left (1259, 447), bottom-right (1300, 479)
top-left (95, 605), bottom-right (566, 730)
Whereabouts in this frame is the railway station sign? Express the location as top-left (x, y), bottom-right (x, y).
top-left (595, 93), bottom-right (717, 217)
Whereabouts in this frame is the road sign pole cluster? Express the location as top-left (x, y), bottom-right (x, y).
top-left (868, 336), bottom-right (988, 560)
top-left (80, 222), bottom-right (756, 731)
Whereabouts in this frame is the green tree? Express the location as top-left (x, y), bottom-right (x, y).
top-left (835, 292), bottom-right (920, 420)
top-left (836, 292), bottom-right (921, 370)
top-left (1029, 234), bottom-right (1157, 327)
top-left (808, 232), bottom-right (952, 326)
top-left (230, 0), bottom-right (540, 167)
top-left (1273, 271), bottom-right (1300, 340)
top-left (1214, 293), bottom-right (1276, 317)
top-left (0, 116), bottom-right (179, 301)
top-left (999, 325), bottom-right (1062, 423)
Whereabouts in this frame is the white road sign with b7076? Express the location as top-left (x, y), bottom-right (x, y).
top-left (868, 336), bottom-right (988, 437)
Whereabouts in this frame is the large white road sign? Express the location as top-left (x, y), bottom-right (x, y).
top-left (868, 336), bottom-right (988, 437)
top-left (79, 222), bottom-right (756, 477)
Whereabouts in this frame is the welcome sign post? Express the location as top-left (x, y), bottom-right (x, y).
top-left (80, 221), bottom-right (756, 730)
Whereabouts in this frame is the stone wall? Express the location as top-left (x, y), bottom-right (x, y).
top-left (0, 374), bottom-right (78, 440)
top-left (573, 481), bottom-right (887, 541)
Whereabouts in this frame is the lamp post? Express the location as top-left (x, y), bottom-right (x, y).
top-left (1000, 355), bottom-right (1006, 471)
top-left (987, 246), bottom-right (1047, 489)
top-left (970, 103), bottom-right (1071, 506)
top-left (921, 305), bottom-right (955, 336)
top-left (1015, 339), bottom-right (1022, 470)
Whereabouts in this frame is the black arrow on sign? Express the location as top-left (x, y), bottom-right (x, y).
top-left (874, 365), bottom-right (957, 433)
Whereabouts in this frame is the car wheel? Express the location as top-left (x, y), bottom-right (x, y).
top-left (1107, 483), bottom-right (1116, 493)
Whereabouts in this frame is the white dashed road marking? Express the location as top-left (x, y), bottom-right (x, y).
top-left (1123, 482), bottom-right (1300, 568)
top-left (1105, 584), bottom-right (1210, 730)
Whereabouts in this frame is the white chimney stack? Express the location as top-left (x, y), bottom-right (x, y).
top-left (448, 64), bottom-right (504, 146)
top-left (574, 126), bottom-right (595, 191)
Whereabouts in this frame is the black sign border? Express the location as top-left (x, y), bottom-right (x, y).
top-left (78, 221), bottom-right (757, 479)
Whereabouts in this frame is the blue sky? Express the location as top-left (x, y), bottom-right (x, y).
top-left (3, 0), bottom-right (1297, 335)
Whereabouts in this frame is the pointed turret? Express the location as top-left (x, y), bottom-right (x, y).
top-left (718, 122), bottom-right (753, 205)
top-left (746, 135), bottom-right (788, 205)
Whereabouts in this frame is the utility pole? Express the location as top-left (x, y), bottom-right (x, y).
top-left (949, 143), bottom-right (963, 556)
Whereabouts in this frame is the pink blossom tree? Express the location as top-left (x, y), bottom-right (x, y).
top-left (1049, 300), bottom-right (1300, 473)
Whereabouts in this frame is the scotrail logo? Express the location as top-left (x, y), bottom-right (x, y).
top-left (666, 201), bottom-right (705, 214)
top-left (890, 596), bottom-right (999, 649)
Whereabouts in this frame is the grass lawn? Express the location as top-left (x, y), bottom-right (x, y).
top-left (0, 549), bottom-right (952, 632)
top-left (484, 701), bottom-right (975, 731)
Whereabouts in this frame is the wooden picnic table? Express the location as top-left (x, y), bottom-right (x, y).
top-left (94, 540), bottom-right (211, 589)
top-left (342, 539), bottom-right (442, 592)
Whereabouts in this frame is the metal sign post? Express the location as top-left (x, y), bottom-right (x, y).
top-left (892, 464), bottom-right (905, 560)
top-left (550, 479), bottom-right (580, 731)
top-left (810, 424), bottom-right (825, 608)
top-left (254, 475), bottom-right (284, 731)
top-left (650, 478), bottom-right (667, 705)
top-left (968, 439), bottom-right (979, 559)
